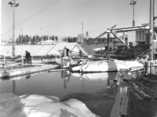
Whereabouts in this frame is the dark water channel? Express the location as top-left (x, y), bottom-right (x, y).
top-left (0, 70), bottom-right (118, 116)
top-left (128, 67), bottom-right (157, 117)
top-left (0, 69), bottom-right (157, 117)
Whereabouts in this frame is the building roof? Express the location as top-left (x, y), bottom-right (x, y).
top-left (37, 40), bottom-right (56, 45)
top-left (0, 45), bottom-right (60, 57)
top-left (0, 42), bottom-right (88, 57)
top-left (48, 42), bottom-right (88, 56)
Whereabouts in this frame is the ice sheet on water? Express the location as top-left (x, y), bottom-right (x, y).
top-left (0, 93), bottom-right (98, 117)
top-left (72, 59), bottom-right (144, 72)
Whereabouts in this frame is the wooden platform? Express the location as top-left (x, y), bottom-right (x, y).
top-left (0, 64), bottom-right (59, 79)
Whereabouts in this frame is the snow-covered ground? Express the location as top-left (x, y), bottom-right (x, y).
top-left (0, 42), bottom-right (88, 57)
top-left (71, 72), bottom-right (113, 80)
top-left (0, 45), bottom-right (59, 57)
top-left (72, 59), bottom-right (144, 72)
top-left (0, 93), bottom-right (98, 117)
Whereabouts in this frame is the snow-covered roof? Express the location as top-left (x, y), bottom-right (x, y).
top-left (0, 42), bottom-right (88, 57)
top-left (48, 42), bottom-right (88, 56)
top-left (0, 45), bottom-right (60, 57)
top-left (37, 40), bottom-right (56, 45)
top-left (93, 47), bottom-right (106, 51)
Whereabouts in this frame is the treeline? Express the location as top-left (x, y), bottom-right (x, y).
top-left (63, 37), bottom-right (107, 44)
top-left (15, 34), bottom-right (107, 45)
top-left (16, 34), bottom-right (58, 44)
top-left (63, 37), bottom-right (78, 42)
top-left (84, 38), bottom-right (107, 44)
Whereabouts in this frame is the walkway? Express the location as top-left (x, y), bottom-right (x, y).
top-left (0, 64), bottom-right (59, 79)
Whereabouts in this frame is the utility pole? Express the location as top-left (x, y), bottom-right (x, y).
top-left (8, 0), bottom-right (19, 57)
top-left (0, 0), bottom-right (1, 45)
top-left (129, 0), bottom-right (136, 27)
top-left (149, 0), bottom-right (155, 60)
top-left (81, 22), bottom-right (84, 43)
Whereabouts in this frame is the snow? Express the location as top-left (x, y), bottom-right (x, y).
top-left (114, 60), bottom-right (144, 71)
top-left (37, 40), bottom-right (56, 45)
top-left (72, 60), bottom-right (112, 72)
top-left (0, 93), bottom-right (98, 117)
top-left (93, 47), bottom-right (105, 51)
top-left (71, 72), bottom-right (110, 80)
top-left (72, 59), bottom-right (144, 72)
top-left (51, 42), bottom-right (88, 56)
top-left (0, 45), bottom-right (60, 57)
top-left (0, 42), bottom-right (88, 57)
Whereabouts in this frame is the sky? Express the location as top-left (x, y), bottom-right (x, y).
top-left (1, 0), bottom-right (157, 41)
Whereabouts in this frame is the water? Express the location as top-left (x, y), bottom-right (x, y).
top-left (0, 70), bottom-right (119, 116)
top-left (127, 67), bottom-right (157, 117)
top-left (1, 68), bottom-right (157, 117)
top-left (0, 71), bottom-right (117, 96)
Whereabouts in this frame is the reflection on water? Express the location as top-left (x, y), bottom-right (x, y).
top-left (0, 70), bottom-right (119, 116)
top-left (1, 68), bottom-right (157, 117)
top-left (0, 70), bottom-right (119, 98)
top-left (150, 66), bottom-right (157, 75)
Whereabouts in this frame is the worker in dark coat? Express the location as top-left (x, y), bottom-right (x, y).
top-left (64, 47), bottom-right (70, 57)
top-left (25, 50), bottom-right (32, 64)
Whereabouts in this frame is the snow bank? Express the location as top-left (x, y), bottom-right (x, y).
top-left (0, 93), bottom-right (98, 117)
top-left (0, 93), bottom-right (26, 117)
top-left (93, 47), bottom-right (105, 51)
top-left (72, 59), bottom-right (144, 72)
top-left (71, 72), bottom-right (110, 80)
top-left (114, 60), bottom-right (144, 71)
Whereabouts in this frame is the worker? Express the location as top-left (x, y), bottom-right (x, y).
top-left (79, 50), bottom-right (82, 57)
top-left (144, 55), bottom-right (149, 75)
top-left (25, 50), bottom-right (32, 64)
top-left (64, 47), bottom-right (70, 57)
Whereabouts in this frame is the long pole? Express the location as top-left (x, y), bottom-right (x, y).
top-left (132, 4), bottom-right (135, 26)
top-left (0, 0), bottom-right (1, 45)
top-left (107, 32), bottom-right (110, 59)
top-left (149, 0), bottom-right (155, 76)
top-left (8, 0), bottom-right (19, 57)
top-left (129, 0), bottom-right (136, 27)
top-left (12, 5), bottom-right (15, 57)
top-left (149, 0), bottom-right (155, 60)
top-left (81, 22), bottom-right (84, 43)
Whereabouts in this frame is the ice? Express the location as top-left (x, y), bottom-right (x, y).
top-left (0, 93), bottom-right (98, 117)
top-left (72, 59), bottom-right (144, 72)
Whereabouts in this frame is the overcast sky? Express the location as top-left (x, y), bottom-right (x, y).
top-left (1, 0), bottom-right (157, 40)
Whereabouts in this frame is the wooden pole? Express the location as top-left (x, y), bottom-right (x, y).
top-left (149, 0), bottom-right (155, 60)
top-left (107, 33), bottom-right (110, 59)
top-left (149, 0), bottom-right (155, 76)
top-left (12, 5), bottom-right (15, 57)
top-left (129, 0), bottom-right (136, 27)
